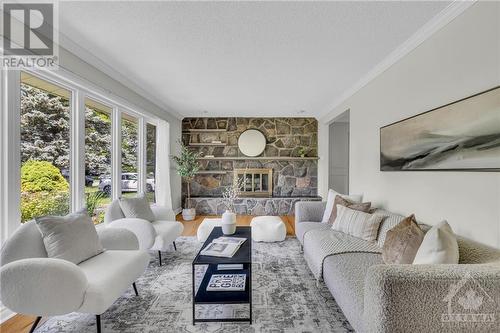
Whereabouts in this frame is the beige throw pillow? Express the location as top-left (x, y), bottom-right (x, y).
top-left (321, 189), bottom-right (363, 223)
top-left (413, 220), bottom-right (459, 264)
top-left (119, 195), bottom-right (155, 222)
top-left (382, 214), bottom-right (424, 264)
top-left (36, 208), bottom-right (104, 264)
top-left (332, 205), bottom-right (384, 241)
top-left (328, 195), bottom-right (371, 224)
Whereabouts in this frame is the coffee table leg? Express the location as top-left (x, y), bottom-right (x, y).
top-left (192, 264), bottom-right (195, 325)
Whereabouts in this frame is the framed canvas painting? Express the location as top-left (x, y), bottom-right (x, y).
top-left (380, 86), bottom-right (500, 171)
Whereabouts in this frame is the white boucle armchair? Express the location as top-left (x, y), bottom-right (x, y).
top-left (104, 200), bottom-right (184, 266)
top-left (0, 222), bottom-right (150, 333)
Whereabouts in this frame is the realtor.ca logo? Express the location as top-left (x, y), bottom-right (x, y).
top-left (442, 272), bottom-right (497, 326)
top-left (2, 0), bottom-right (59, 69)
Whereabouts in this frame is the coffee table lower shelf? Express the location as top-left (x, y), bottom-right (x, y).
top-left (192, 264), bottom-right (252, 324)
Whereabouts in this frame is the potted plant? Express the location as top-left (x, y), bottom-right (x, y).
top-left (221, 177), bottom-right (244, 235)
top-left (172, 142), bottom-right (200, 221)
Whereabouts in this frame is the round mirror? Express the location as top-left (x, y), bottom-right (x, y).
top-left (238, 129), bottom-right (266, 157)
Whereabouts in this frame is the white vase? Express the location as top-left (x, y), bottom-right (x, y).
top-left (182, 208), bottom-right (196, 221)
top-left (222, 210), bottom-right (236, 235)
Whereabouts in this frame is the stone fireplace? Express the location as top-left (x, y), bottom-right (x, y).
top-left (182, 117), bottom-right (321, 215)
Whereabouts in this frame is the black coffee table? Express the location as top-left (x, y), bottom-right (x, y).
top-left (192, 226), bottom-right (252, 324)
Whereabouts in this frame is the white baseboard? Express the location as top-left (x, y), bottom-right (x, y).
top-left (0, 305), bottom-right (15, 324)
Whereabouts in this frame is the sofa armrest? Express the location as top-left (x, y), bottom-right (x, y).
top-left (364, 263), bottom-right (500, 333)
top-left (151, 205), bottom-right (176, 221)
top-left (295, 201), bottom-right (326, 224)
top-left (97, 227), bottom-right (139, 250)
top-left (108, 218), bottom-right (156, 250)
top-left (0, 258), bottom-right (88, 316)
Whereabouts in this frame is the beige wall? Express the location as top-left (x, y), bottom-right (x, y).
top-left (328, 2), bottom-right (500, 247)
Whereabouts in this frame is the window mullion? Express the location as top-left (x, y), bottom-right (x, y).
top-left (112, 109), bottom-right (122, 200)
top-left (138, 117), bottom-right (146, 195)
top-left (70, 89), bottom-right (85, 212)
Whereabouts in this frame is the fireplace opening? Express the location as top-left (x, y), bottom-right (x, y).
top-left (234, 168), bottom-right (273, 197)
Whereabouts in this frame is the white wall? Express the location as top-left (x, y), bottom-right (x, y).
top-left (325, 2), bottom-right (500, 247)
top-left (58, 48), bottom-right (183, 211)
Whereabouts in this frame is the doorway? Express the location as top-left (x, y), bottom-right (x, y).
top-left (328, 110), bottom-right (350, 194)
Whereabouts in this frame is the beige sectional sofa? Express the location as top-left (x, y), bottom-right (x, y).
top-left (295, 201), bottom-right (500, 332)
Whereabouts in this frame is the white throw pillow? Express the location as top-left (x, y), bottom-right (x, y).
top-left (36, 208), bottom-right (104, 264)
top-left (119, 195), bottom-right (155, 222)
top-left (321, 189), bottom-right (363, 223)
top-left (413, 220), bottom-right (459, 264)
top-left (332, 205), bottom-right (383, 242)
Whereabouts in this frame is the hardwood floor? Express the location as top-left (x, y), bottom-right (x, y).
top-left (0, 214), bottom-right (296, 333)
top-left (177, 214), bottom-right (296, 237)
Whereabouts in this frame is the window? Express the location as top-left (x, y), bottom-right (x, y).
top-left (85, 98), bottom-right (112, 224)
top-left (121, 113), bottom-right (138, 197)
top-left (20, 72), bottom-right (71, 222)
top-left (146, 123), bottom-right (157, 203)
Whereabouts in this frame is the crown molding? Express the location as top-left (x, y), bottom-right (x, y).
top-left (58, 33), bottom-right (183, 120)
top-left (318, 0), bottom-right (476, 124)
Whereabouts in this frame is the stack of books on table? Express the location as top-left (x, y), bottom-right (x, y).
top-left (200, 236), bottom-right (246, 258)
top-left (207, 274), bottom-right (246, 291)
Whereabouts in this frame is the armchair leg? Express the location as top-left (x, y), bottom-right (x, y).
top-left (96, 315), bottom-right (101, 333)
top-left (173, 241), bottom-right (177, 251)
top-left (29, 316), bottom-right (42, 333)
top-left (132, 282), bottom-right (139, 296)
top-left (158, 251), bottom-right (162, 266)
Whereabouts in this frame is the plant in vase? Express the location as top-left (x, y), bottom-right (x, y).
top-left (172, 141), bottom-right (200, 221)
top-left (221, 177), bottom-right (244, 235)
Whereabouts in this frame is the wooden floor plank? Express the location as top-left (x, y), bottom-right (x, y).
top-left (1, 214), bottom-right (296, 333)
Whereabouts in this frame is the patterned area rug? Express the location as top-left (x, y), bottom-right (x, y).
top-left (36, 237), bottom-right (353, 332)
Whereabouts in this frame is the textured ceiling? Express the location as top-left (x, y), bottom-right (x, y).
top-left (59, 1), bottom-right (451, 118)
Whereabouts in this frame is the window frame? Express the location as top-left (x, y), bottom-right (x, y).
top-left (3, 68), bottom-right (163, 233)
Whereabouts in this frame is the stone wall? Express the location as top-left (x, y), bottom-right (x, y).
top-left (181, 117), bottom-right (320, 214)
top-left (186, 197), bottom-right (321, 216)
top-left (182, 117), bottom-right (318, 158)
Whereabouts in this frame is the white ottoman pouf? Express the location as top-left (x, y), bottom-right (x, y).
top-left (250, 216), bottom-right (286, 242)
top-left (197, 218), bottom-right (222, 242)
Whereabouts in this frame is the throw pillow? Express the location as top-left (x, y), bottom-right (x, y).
top-left (373, 209), bottom-right (406, 248)
top-left (119, 195), bottom-right (155, 222)
top-left (327, 195), bottom-right (371, 224)
top-left (332, 205), bottom-right (384, 241)
top-left (382, 214), bottom-right (424, 264)
top-left (413, 220), bottom-right (459, 264)
top-left (35, 208), bottom-right (104, 264)
top-left (321, 189), bottom-right (363, 223)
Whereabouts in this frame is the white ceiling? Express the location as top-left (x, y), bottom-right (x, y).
top-left (59, 1), bottom-right (451, 118)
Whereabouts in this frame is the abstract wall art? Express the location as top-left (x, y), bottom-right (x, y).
top-left (380, 86), bottom-right (500, 171)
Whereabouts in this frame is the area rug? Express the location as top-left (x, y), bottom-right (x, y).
top-left (36, 237), bottom-right (354, 332)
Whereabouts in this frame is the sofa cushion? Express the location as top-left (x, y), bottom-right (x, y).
top-left (35, 209), bottom-right (104, 265)
top-left (295, 222), bottom-right (332, 245)
top-left (321, 189), bottom-right (363, 223)
top-left (119, 195), bottom-right (155, 222)
top-left (332, 205), bottom-right (384, 242)
top-left (413, 220), bottom-right (459, 264)
top-left (323, 252), bottom-right (383, 332)
top-left (382, 214), bottom-right (424, 264)
top-left (327, 195), bottom-right (371, 224)
top-left (77, 250), bottom-right (150, 314)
